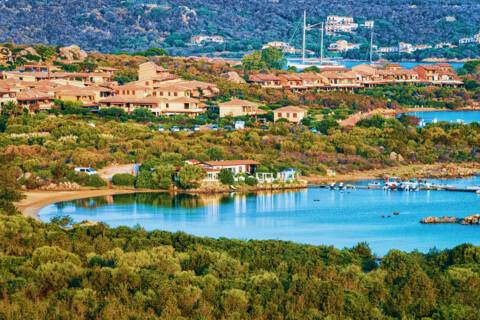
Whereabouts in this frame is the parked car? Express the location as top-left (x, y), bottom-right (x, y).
top-left (74, 167), bottom-right (97, 175)
top-left (193, 125), bottom-right (201, 132)
top-left (170, 126), bottom-right (180, 132)
top-left (157, 125), bottom-right (165, 132)
top-left (223, 125), bottom-right (234, 131)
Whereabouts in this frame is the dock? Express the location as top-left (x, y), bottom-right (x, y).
top-left (308, 184), bottom-right (480, 193)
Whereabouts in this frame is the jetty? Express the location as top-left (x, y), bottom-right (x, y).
top-left (308, 183), bottom-right (480, 193)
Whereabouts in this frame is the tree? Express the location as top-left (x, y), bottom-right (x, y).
top-left (177, 165), bottom-right (206, 189)
top-left (0, 168), bottom-right (24, 214)
top-left (261, 47), bottom-right (287, 70)
top-left (218, 169), bottom-right (235, 185)
top-left (152, 165), bottom-right (176, 189)
top-left (242, 51), bottom-right (266, 71)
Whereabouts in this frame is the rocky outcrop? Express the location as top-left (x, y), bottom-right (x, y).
top-left (221, 71), bottom-right (246, 84)
top-left (461, 214), bottom-right (480, 225)
top-left (421, 216), bottom-right (459, 224)
top-left (40, 181), bottom-right (81, 191)
top-left (421, 214), bottom-right (480, 225)
top-left (59, 45), bottom-right (88, 62)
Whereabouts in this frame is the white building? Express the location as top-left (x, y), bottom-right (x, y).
top-left (190, 35), bottom-right (225, 45)
top-left (328, 40), bottom-right (360, 52)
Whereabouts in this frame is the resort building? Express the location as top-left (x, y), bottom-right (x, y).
top-left (328, 40), bottom-right (361, 52)
top-left (249, 74), bottom-right (282, 88)
top-left (274, 106), bottom-right (306, 123)
top-left (217, 99), bottom-right (266, 118)
top-left (325, 16), bottom-right (358, 35)
top-left (190, 35), bottom-right (225, 45)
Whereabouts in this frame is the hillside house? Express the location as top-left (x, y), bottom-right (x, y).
top-left (278, 74), bottom-right (304, 90)
top-left (274, 106), bottom-right (306, 123)
top-left (249, 74), bottom-right (282, 88)
top-left (217, 99), bottom-right (265, 118)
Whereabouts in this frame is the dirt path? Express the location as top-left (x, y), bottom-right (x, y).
top-left (98, 164), bottom-right (137, 180)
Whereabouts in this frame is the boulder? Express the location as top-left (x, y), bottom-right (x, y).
top-left (59, 45), bottom-right (88, 62)
top-left (221, 71), bottom-right (246, 84)
top-left (18, 47), bottom-right (39, 57)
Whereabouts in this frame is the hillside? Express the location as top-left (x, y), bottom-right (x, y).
top-left (0, 0), bottom-right (479, 55)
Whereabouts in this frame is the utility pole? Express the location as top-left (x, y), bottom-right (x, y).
top-left (320, 22), bottom-right (324, 64)
top-left (369, 22), bottom-right (374, 64)
top-left (302, 10), bottom-right (307, 64)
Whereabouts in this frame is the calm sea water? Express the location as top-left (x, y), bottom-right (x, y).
top-left (287, 59), bottom-right (464, 70)
top-left (39, 176), bottom-right (480, 255)
top-left (404, 110), bottom-right (480, 125)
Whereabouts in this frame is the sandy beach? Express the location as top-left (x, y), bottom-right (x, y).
top-left (15, 189), bottom-right (142, 220)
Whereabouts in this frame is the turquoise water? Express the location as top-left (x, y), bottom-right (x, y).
top-left (287, 59), bottom-right (464, 70)
top-left (404, 110), bottom-right (480, 125)
top-left (39, 177), bottom-right (480, 255)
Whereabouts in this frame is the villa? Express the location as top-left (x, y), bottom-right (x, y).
top-left (274, 106), bottom-right (306, 123)
top-left (217, 98), bottom-right (266, 118)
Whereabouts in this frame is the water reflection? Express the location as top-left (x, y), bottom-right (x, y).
top-left (40, 186), bottom-right (480, 255)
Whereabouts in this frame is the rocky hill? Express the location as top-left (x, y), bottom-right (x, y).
top-left (0, 0), bottom-right (479, 55)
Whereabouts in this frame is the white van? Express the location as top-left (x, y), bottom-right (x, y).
top-left (74, 167), bottom-right (97, 175)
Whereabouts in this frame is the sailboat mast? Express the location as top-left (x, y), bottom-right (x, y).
top-left (302, 10), bottom-right (306, 64)
top-left (320, 22), bottom-right (324, 64)
top-left (369, 22), bottom-right (374, 64)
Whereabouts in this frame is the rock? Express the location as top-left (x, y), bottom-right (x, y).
top-left (461, 214), bottom-right (480, 225)
top-left (59, 45), bottom-right (88, 62)
top-left (389, 152), bottom-right (398, 161)
top-left (397, 154), bottom-right (404, 162)
top-left (221, 71), bottom-right (246, 84)
top-left (421, 216), bottom-right (459, 224)
top-left (18, 47), bottom-right (39, 57)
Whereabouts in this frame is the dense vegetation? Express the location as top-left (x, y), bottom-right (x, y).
top-left (0, 205), bottom-right (479, 319)
top-left (1, 0), bottom-right (480, 56)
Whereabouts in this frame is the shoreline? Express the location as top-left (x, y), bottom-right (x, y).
top-left (15, 184), bottom-right (308, 220)
top-left (15, 163), bottom-right (480, 220)
top-left (15, 189), bottom-right (147, 220)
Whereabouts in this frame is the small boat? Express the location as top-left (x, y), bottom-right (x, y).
top-left (384, 177), bottom-right (400, 190)
top-left (329, 183), bottom-right (336, 190)
top-left (398, 179), bottom-right (419, 191)
top-left (338, 182), bottom-right (345, 190)
top-left (393, 211), bottom-right (400, 216)
top-left (368, 181), bottom-right (382, 189)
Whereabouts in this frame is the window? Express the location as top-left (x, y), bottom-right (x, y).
top-left (293, 113), bottom-right (297, 118)
top-left (277, 112), bottom-right (282, 117)
top-left (174, 92), bottom-right (178, 96)
top-left (166, 103), bottom-right (169, 109)
top-left (184, 103), bottom-right (189, 109)
top-left (286, 113), bottom-right (290, 117)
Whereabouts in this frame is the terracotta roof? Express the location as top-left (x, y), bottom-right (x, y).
top-left (249, 74), bottom-right (281, 81)
top-left (278, 74), bottom-right (302, 81)
top-left (205, 160), bottom-right (260, 166)
top-left (99, 96), bottom-right (163, 105)
top-left (275, 106), bottom-right (306, 113)
top-left (218, 98), bottom-right (261, 108)
top-left (17, 90), bottom-right (52, 101)
top-left (168, 97), bottom-right (200, 104)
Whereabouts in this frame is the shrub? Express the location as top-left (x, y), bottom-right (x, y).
top-left (218, 169), bottom-right (235, 185)
top-left (85, 174), bottom-right (107, 188)
top-left (112, 173), bottom-right (136, 187)
top-left (245, 176), bottom-right (258, 186)
top-left (136, 170), bottom-right (155, 189)
top-left (177, 165), bottom-right (206, 189)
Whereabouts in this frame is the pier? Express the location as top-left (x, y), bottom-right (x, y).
top-left (308, 184), bottom-right (480, 193)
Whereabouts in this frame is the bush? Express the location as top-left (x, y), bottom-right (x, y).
top-left (112, 173), bottom-right (136, 187)
top-left (218, 169), bottom-right (235, 185)
top-left (245, 176), bottom-right (258, 186)
top-left (85, 174), bottom-right (107, 188)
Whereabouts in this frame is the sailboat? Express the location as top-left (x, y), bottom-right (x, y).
top-left (288, 11), bottom-right (340, 70)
